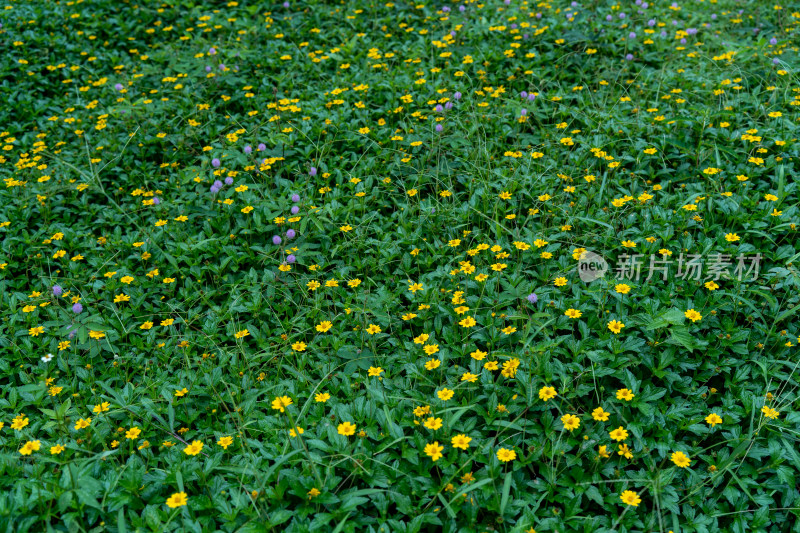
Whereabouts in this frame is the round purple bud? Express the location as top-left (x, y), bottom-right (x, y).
top-left (435, 124), bottom-right (443, 132)
top-left (773, 58), bottom-right (780, 64)
top-left (211, 158), bottom-right (221, 168)
top-left (152, 197), bottom-right (160, 205)
top-left (283, 1), bottom-right (289, 6)
top-left (520, 108), bottom-right (527, 116)
top-left (459, 5), bottom-right (465, 12)
top-left (272, 235), bottom-right (282, 245)
top-left (648, 19), bottom-right (655, 26)
top-left (606, 14), bottom-right (612, 21)
top-left (454, 91), bottom-right (462, 100)
top-left (770, 37), bottom-right (777, 45)
top-left (309, 166), bottom-right (317, 176)
top-left (527, 293), bottom-right (538, 304)
top-left (205, 65), bottom-right (212, 72)
top-left (444, 101), bottom-right (453, 110)
top-left (219, 63), bottom-right (225, 71)
top-left (291, 194), bottom-right (300, 203)
top-left (258, 143), bottom-right (266, 151)
top-left (286, 254), bottom-right (296, 264)
top-left (528, 93), bottom-right (536, 101)
top-left (53, 285), bottom-right (63, 297)
top-left (213, 180), bottom-right (223, 188)
top-left (210, 185), bottom-right (220, 193)
top-left (72, 303), bottom-right (83, 314)
top-left (629, 32), bottom-right (636, 38)
top-left (435, 104), bottom-right (443, 113)
top-left (244, 145), bottom-right (252, 154)
top-left (209, 47), bottom-right (216, 55)
top-left (115, 83), bottom-right (123, 91)
top-left (224, 177), bottom-right (234, 185)
top-left (520, 91), bottom-right (528, 98)
top-left (286, 229), bottom-right (296, 239)
top-left (291, 206), bottom-right (300, 215)
top-left (626, 53), bottom-right (634, 61)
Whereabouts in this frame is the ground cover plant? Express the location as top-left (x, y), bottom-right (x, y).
top-left (1, 0), bottom-right (799, 531)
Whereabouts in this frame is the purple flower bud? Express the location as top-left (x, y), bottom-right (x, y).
top-left (773, 58), bottom-right (780, 64)
top-left (711, 13), bottom-right (716, 20)
top-left (212, 158), bottom-right (221, 168)
top-left (210, 185), bottom-right (220, 193)
top-left (72, 303), bottom-right (83, 314)
top-left (286, 229), bottom-right (296, 239)
top-left (571, 1), bottom-right (578, 6)
top-left (244, 145), bottom-right (252, 154)
top-left (648, 19), bottom-right (655, 26)
top-left (258, 143), bottom-right (266, 151)
top-left (209, 47), bottom-right (216, 55)
top-left (453, 91), bottom-right (462, 100)
top-left (450, 31), bottom-right (456, 37)
top-left (629, 32), bottom-right (636, 38)
top-left (504, 0), bottom-right (510, 4)
top-left (291, 194), bottom-right (300, 203)
top-left (536, 12), bottom-right (542, 18)
top-left (53, 285), bottom-right (63, 296)
top-left (526, 293), bottom-right (538, 304)
top-left (434, 104), bottom-right (443, 113)
top-left (272, 235), bottom-right (282, 245)
top-left (528, 93), bottom-right (536, 101)
top-left (520, 108), bottom-right (527, 116)
top-left (642, 2), bottom-right (648, 7)
top-left (520, 91), bottom-right (528, 98)
top-left (115, 83), bottom-right (123, 91)
top-left (219, 63), bottom-right (225, 71)
top-left (770, 37), bottom-right (777, 45)
top-left (224, 177), bottom-right (234, 185)
top-left (435, 124), bottom-right (443, 132)
top-left (445, 101), bottom-right (453, 110)
top-left (606, 14), bottom-right (612, 21)
top-left (680, 38), bottom-right (687, 44)
top-left (283, 1), bottom-right (290, 6)
top-left (286, 254), bottom-right (296, 264)
top-left (205, 65), bottom-right (212, 72)
top-left (68, 330), bottom-right (76, 339)
top-left (626, 53), bottom-right (634, 61)
top-left (619, 12), bottom-right (626, 18)
top-left (442, 6), bottom-right (450, 12)
top-left (309, 166), bottom-right (317, 176)
top-left (661, 30), bottom-right (667, 37)
top-left (213, 180), bottom-right (223, 188)
top-left (152, 197), bottom-right (160, 205)
top-left (291, 206), bottom-right (300, 215)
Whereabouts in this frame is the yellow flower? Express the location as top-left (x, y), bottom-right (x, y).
top-left (705, 413), bottom-right (723, 427)
top-left (671, 451), bottom-right (691, 468)
top-left (408, 282), bottom-right (423, 293)
top-left (609, 426), bottom-right (629, 441)
top-left (314, 393), bottom-right (330, 403)
top-left (183, 440), bottom-right (204, 456)
top-left (425, 441), bottom-right (444, 461)
top-left (451, 434), bottom-right (472, 450)
top-left (561, 414), bottom-right (580, 432)
top-left (615, 284), bottom-right (631, 294)
top-left (459, 316), bottom-right (476, 328)
top-left (271, 396), bottom-right (293, 412)
top-left (496, 448), bottom-right (516, 462)
top-left (50, 444), bottom-right (66, 455)
top-left (538, 386), bottom-right (557, 401)
top-left (616, 388), bottom-right (635, 401)
top-left (125, 427), bottom-right (141, 440)
top-left (74, 417), bottom-right (92, 430)
top-left (565, 308), bottom-right (582, 319)
top-left (338, 421), bottom-right (356, 436)
top-left (366, 324), bottom-right (382, 335)
top-left (316, 321), bottom-right (333, 332)
top-left (724, 233), bottom-right (740, 242)
top-left (761, 406), bottom-right (780, 419)
top-left (292, 342), bottom-right (307, 351)
top-left (437, 388), bottom-right (454, 401)
top-left (591, 407), bottom-right (610, 421)
top-left (368, 366), bottom-right (384, 377)
top-left (684, 309), bottom-right (703, 322)
top-left (235, 329), bottom-right (249, 339)
top-left (19, 440), bottom-right (41, 456)
top-left (424, 417), bottom-right (443, 430)
top-left (165, 492), bottom-right (188, 508)
top-left (607, 320), bottom-right (625, 334)
top-left (620, 490), bottom-right (641, 507)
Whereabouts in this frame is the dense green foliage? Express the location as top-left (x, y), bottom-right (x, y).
top-left (1, 0), bottom-right (800, 531)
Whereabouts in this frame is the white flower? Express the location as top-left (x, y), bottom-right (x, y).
top-left (41, 353), bottom-right (54, 363)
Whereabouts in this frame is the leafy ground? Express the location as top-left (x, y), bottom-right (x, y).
top-left (1, 0), bottom-right (800, 531)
